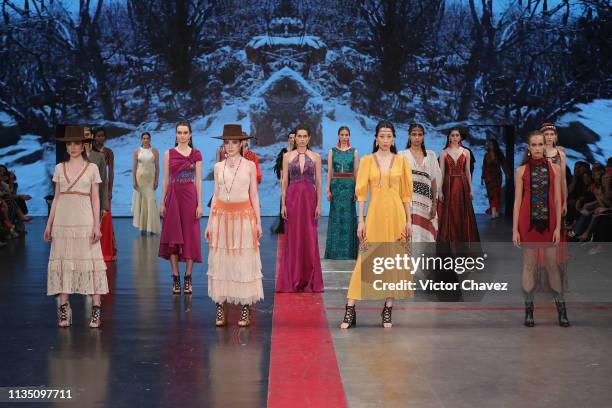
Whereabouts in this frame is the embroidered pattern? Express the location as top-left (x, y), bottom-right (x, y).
top-left (529, 159), bottom-right (550, 233)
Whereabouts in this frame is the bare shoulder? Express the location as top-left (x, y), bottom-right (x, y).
top-left (310, 151), bottom-right (321, 162)
top-left (516, 164), bottom-right (525, 177)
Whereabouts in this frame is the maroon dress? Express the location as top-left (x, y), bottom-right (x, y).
top-left (159, 148), bottom-right (203, 263)
top-left (437, 152), bottom-right (480, 242)
top-left (275, 153), bottom-right (323, 292)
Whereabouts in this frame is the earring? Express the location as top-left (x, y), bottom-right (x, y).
top-left (527, 150), bottom-right (532, 157)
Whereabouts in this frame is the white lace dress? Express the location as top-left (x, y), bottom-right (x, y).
top-left (47, 163), bottom-right (108, 295)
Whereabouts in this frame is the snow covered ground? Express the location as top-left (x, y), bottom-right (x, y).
top-left (4, 98), bottom-right (611, 217)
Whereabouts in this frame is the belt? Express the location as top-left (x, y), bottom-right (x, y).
top-left (60, 191), bottom-right (91, 197)
top-left (332, 172), bottom-right (354, 179)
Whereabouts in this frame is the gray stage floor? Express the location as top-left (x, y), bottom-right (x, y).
top-left (321, 215), bottom-right (612, 408)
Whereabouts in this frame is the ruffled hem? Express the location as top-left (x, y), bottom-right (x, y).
top-left (207, 278), bottom-right (264, 305)
top-left (47, 263), bottom-right (108, 295)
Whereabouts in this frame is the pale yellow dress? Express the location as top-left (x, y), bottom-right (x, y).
top-left (346, 154), bottom-right (414, 300)
top-left (47, 163), bottom-right (108, 295)
top-left (131, 147), bottom-right (161, 233)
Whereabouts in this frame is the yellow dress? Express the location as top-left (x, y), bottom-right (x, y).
top-left (346, 154), bottom-right (413, 300)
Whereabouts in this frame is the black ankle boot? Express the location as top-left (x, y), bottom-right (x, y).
top-left (524, 301), bottom-right (534, 327)
top-left (552, 290), bottom-right (570, 327)
top-left (555, 300), bottom-right (570, 327)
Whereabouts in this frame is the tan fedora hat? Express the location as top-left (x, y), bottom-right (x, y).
top-left (213, 124), bottom-right (253, 140)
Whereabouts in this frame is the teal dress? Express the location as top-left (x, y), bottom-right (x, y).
top-left (325, 148), bottom-right (358, 259)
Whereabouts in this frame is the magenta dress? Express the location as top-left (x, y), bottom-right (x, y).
top-left (159, 148), bottom-right (203, 263)
top-left (276, 153), bottom-right (324, 292)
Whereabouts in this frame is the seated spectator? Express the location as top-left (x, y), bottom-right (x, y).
top-left (577, 158), bottom-right (612, 251)
top-left (566, 161), bottom-right (591, 226)
top-left (0, 164), bottom-right (32, 243)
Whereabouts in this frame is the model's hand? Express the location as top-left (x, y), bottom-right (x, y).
top-left (469, 191), bottom-right (474, 200)
top-left (196, 205), bottom-right (203, 219)
top-left (281, 205), bottom-right (287, 220)
top-left (326, 190), bottom-right (332, 201)
top-left (44, 225), bottom-right (52, 242)
top-left (204, 226), bottom-right (211, 242)
top-left (552, 228), bottom-right (560, 246)
top-left (91, 225), bottom-right (102, 244)
top-left (133, 181), bottom-right (138, 190)
top-left (512, 230), bottom-right (521, 247)
top-left (357, 220), bottom-right (365, 242)
top-left (101, 209), bottom-right (108, 217)
top-left (160, 204), bottom-right (166, 217)
top-left (315, 205), bottom-right (321, 220)
top-left (439, 192), bottom-right (444, 202)
top-left (154, 181), bottom-right (158, 190)
top-left (429, 204), bottom-right (437, 220)
top-left (402, 222), bottom-right (412, 242)
top-left (256, 222), bottom-right (263, 240)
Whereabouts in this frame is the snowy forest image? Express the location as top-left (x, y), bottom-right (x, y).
top-left (0, 0), bottom-right (610, 216)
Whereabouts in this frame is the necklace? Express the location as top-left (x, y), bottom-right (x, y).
top-left (222, 157), bottom-right (242, 201)
top-left (226, 155), bottom-right (240, 168)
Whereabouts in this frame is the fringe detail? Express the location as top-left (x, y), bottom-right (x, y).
top-left (208, 202), bottom-right (258, 254)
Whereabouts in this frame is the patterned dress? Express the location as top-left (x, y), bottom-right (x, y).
top-left (325, 148), bottom-right (358, 259)
top-left (399, 149), bottom-right (441, 242)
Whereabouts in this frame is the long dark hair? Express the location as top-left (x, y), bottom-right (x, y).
top-left (406, 123), bottom-right (427, 156)
top-left (520, 130), bottom-right (544, 166)
top-left (486, 138), bottom-right (507, 166)
top-left (175, 120), bottom-right (194, 148)
top-left (372, 120), bottom-right (397, 153)
top-left (295, 124), bottom-right (311, 150)
top-left (445, 127), bottom-right (463, 148)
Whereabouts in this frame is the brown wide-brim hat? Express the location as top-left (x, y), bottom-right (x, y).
top-left (213, 124), bottom-right (253, 140)
top-left (56, 125), bottom-right (87, 142)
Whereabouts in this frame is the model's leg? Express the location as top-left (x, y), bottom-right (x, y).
top-left (522, 248), bottom-right (538, 327)
top-left (543, 247), bottom-right (570, 327)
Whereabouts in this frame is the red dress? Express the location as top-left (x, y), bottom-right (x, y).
top-left (437, 152), bottom-right (480, 242)
top-left (158, 149), bottom-right (203, 263)
top-left (100, 147), bottom-right (116, 261)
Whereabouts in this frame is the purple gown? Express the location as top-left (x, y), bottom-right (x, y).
top-left (159, 148), bottom-right (203, 263)
top-left (276, 153), bottom-right (324, 292)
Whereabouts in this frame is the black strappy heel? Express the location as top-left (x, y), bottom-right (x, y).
top-left (89, 305), bottom-right (102, 328)
top-left (57, 302), bottom-right (72, 328)
top-left (172, 275), bottom-right (181, 295)
top-left (381, 304), bottom-right (393, 328)
top-left (183, 275), bottom-right (192, 294)
top-left (340, 304), bottom-right (356, 329)
top-left (215, 302), bottom-right (227, 327)
top-left (238, 305), bottom-right (252, 327)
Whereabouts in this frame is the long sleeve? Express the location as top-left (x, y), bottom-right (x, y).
top-left (399, 155), bottom-right (413, 203)
top-left (355, 155), bottom-right (371, 202)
